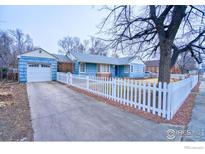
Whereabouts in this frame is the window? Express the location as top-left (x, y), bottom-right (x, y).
top-left (124, 65), bottom-right (129, 73)
top-left (130, 65), bottom-right (134, 73)
top-left (97, 64), bottom-right (110, 73)
top-left (79, 63), bottom-right (86, 73)
top-left (28, 64), bottom-right (39, 67)
top-left (41, 64), bottom-right (50, 68)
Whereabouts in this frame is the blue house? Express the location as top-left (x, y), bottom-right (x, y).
top-left (68, 52), bottom-right (145, 78)
top-left (18, 48), bottom-right (145, 83)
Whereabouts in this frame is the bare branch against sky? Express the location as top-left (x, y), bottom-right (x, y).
top-left (98, 5), bottom-right (205, 82)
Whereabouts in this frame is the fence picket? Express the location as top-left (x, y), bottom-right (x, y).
top-left (167, 83), bottom-right (173, 120)
top-left (162, 82), bottom-right (167, 118)
top-left (126, 79), bottom-right (130, 106)
top-left (152, 82), bottom-right (156, 114)
top-left (95, 76), bottom-right (97, 93)
top-left (158, 82), bottom-right (162, 116)
top-left (130, 80), bottom-right (134, 107)
top-left (138, 81), bottom-right (142, 110)
top-left (134, 80), bottom-right (137, 108)
top-left (120, 79), bottom-right (123, 104)
top-left (117, 78), bottom-right (120, 102)
top-left (108, 78), bottom-right (111, 99)
top-left (123, 79), bottom-right (126, 105)
top-left (96, 76), bottom-right (98, 94)
top-left (103, 77), bottom-right (106, 97)
top-left (142, 82), bottom-right (146, 111)
top-left (147, 82), bottom-right (151, 113)
top-left (105, 77), bottom-right (108, 98)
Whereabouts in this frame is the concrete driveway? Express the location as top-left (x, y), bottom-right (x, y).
top-left (27, 82), bottom-right (183, 141)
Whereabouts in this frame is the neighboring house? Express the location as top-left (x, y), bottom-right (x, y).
top-left (18, 48), bottom-right (145, 83)
top-left (144, 60), bottom-right (160, 73)
top-left (144, 60), bottom-right (180, 74)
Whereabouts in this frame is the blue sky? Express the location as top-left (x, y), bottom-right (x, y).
top-left (0, 5), bottom-right (107, 53)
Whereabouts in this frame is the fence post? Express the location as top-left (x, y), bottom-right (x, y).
top-left (69, 73), bottom-right (72, 85)
top-left (56, 72), bottom-right (59, 81)
top-left (66, 72), bottom-right (69, 84)
top-left (86, 75), bottom-right (89, 90)
top-left (112, 78), bottom-right (116, 100)
top-left (167, 83), bottom-right (173, 120)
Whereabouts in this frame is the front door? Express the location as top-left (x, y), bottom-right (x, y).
top-left (115, 65), bottom-right (119, 77)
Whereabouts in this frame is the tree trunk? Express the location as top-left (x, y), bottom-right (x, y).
top-left (158, 42), bottom-right (172, 83)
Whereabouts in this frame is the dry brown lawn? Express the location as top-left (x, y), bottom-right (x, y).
top-left (0, 81), bottom-right (33, 141)
top-left (133, 78), bottom-right (179, 84)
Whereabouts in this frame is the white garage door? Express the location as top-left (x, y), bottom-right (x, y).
top-left (27, 63), bottom-right (51, 82)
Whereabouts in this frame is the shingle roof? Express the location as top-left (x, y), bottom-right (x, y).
top-left (70, 52), bottom-right (138, 65)
top-left (53, 54), bottom-right (72, 63)
top-left (144, 60), bottom-right (159, 67)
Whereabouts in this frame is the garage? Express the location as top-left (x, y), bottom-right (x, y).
top-left (18, 48), bottom-right (57, 83)
top-left (27, 63), bottom-right (51, 82)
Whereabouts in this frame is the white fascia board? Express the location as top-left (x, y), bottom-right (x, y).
top-left (18, 49), bottom-right (56, 59)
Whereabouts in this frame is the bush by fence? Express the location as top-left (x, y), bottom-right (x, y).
top-left (0, 67), bottom-right (18, 81)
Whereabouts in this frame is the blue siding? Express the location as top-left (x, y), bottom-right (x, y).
top-left (129, 64), bottom-right (145, 78)
top-left (110, 65), bottom-right (115, 77)
top-left (116, 64), bottom-right (145, 78)
top-left (18, 56), bottom-right (57, 83)
top-left (118, 65), bottom-right (129, 77)
top-left (73, 62), bottom-right (97, 76)
top-left (72, 62), bottom-right (144, 78)
top-left (73, 61), bottom-right (79, 74)
top-left (84, 63), bottom-right (97, 76)
top-left (74, 62), bottom-right (116, 77)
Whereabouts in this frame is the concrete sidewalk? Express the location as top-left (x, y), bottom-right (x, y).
top-left (27, 81), bottom-right (183, 141)
top-left (183, 81), bottom-right (205, 141)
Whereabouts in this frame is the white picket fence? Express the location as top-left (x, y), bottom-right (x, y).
top-left (169, 75), bottom-right (198, 117)
top-left (57, 72), bottom-right (198, 120)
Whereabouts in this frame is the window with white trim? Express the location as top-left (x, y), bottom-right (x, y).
top-left (79, 63), bottom-right (86, 73)
top-left (124, 65), bottom-right (129, 73)
top-left (97, 64), bottom-right (110, 73)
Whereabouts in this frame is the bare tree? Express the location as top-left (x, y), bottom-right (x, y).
top-left (177, 52), bottom-right (196, 74)
top-left (99, 5), bottom-right (205, 83)
top-left (58, 36), bottom-right (107, 56)
top-left (82, 39), bottom-right (89, 52)
top-left (89, 37), bottom-right (107, 56)
top-left (0, 29), bottom-right (35, 67)
top-left (9, 29), bottom-right (33, 53)
top-left (9, 29), bottom-right (34, 66)
top-left (111, 52), bottom-right (119, 58)
top-left (0, 31), bottom-right (13, 67)
top-left (58, 36), bottom-right (85, 54)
